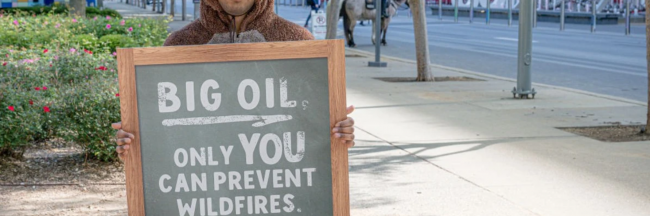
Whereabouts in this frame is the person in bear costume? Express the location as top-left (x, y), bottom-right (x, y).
top-left (113, 0), bottom-right (356, 161)
top-left (165, 0), bottom-right (314, 45)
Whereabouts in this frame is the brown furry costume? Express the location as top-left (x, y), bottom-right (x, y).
top-left (164, 0), bottom-right (314, 46)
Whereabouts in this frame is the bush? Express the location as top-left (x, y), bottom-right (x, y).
top-left (57, 77), bottom-right (121, 162)
top-left (0, 6), bottom-right (122, 19)
top-left (70, 34), bottom-right (100, 51)
top-left (99, 34), bottom-right (134, 52)
top-left (1, 46), bottom-right (120, 161)
top-left (0, 11), bottom-right (170, 162)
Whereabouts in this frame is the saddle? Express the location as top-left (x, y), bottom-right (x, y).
top-left (365, 0), bottom-right (376, 10)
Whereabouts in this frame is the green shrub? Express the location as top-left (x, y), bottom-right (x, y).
top-left (1, 48), bottom-right (120, 161)
top-left (57, 77), bottom-right (120, 162)
top-left (1, 6), bottom-right (121, 18)
top-left (99, 8), bottom-right (121, 19)
top-left (0, 11), bottom-right (169, 162)
top-left (99, 34), bottom-right (134, 52)
top-left (0, 65), bottom-right (49, 158)
top-left (71, 34), bottom-right (100, 50)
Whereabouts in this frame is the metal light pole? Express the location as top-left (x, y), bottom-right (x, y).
top-left (469, 0), bottom-right (474, 23)
top-left (182, 0), bottom-right (186, 21)
top-left (508, 0), bottom-right (512, 26)
top-left (486, 0), bottom-right (491, 24)
top-left (513, 0), bottom-right (536, 99)
top-left (625, 0), bottom-right (631, 35)
top-left (591, 0), bottom-right (596, 32)
top-left (533, 0), bottom-right (538, 27)
top-left (368, 0), bottom-right (387, 67)
top-left (454, 0), bottom-right (459, 22)
top-left (438, 0), bottom-right (442, 20)
top-left (560, 0), bottom-right (566, 31)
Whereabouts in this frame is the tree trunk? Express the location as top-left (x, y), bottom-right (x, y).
top-left (645, 0), bottom-right (650, 133)
top-left (410, 0), bottom-right (433, 81)
top-left (69, 0), bottom-right (86, 17)
top-left (326, 0), bottom-right (343, 39)
top-left (646, 0), bottom-right (650, 131)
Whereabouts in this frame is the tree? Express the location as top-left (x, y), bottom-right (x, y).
top-left (640, 0), bottom-right (650, 133)
top-left (69, 0), bottom-right (86, 17)
top-left (410, 0), bottom-right (433, 81)
top-left (326, 0), bottom-right (343, 39)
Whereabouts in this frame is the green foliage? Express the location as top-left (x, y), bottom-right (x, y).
top-left (57, 77), bottom-right (121, 162)
top-left (0, 6), bottom-right (122, 18)
top-left (99, 34), bottom-right (134, 52)
top-left (0, 12), bottom-right (169, 161)
top-left (70, 34), bottom-right (100, 50)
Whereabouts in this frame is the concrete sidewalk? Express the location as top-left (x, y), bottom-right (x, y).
top-left (344, 49), bottom-right (650, 215)
top-left (103, 2), bottom-right (650, 215)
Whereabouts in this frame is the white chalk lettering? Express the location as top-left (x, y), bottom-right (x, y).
top-left (186, 82), bottom-right (195, 112)
top-left (283, 131), bottom-right (305, 163)
top-left (177, 198), bottom-right (196, 216)
top-left (175, 173), bottom-right (190, 192)
top-left (158, 82), bottom-right (181, 113)
top-left (159, 174), bottom-right (172, 193)
top-left (260, 134), bottom-right (282, 165)
top-left (239, 133), bottom-right (260, 165)
top-left (237, 79), bottom-right (260, 110)
top-left (279, 77), bottom-right (296, 107)
top-left (200, 79), bottom-right (221, 111)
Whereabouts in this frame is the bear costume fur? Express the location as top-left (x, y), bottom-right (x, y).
top-left (164, 0), bottom-right (314, 46)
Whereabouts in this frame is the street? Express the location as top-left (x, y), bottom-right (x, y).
top-left (270, 4), bottom-right (648, 102)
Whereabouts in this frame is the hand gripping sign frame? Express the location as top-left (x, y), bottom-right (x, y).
top-left (117, 39), bottom-right (349, 216)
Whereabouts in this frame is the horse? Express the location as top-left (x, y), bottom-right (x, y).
top-left (340, 0), bottom-right (409, 47)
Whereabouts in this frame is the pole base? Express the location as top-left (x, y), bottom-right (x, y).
top-left (368, 61), bottom-right (387, 67)
top-left (512, 87), bottom-right (536, 99)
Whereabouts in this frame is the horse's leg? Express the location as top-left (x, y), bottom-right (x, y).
top-left (381, 18), bottom-right (389, 46)
top-left (343, 15), bottom-right (353, 47)
top-left (349, 20), bottom-right (357, 47)
top-left (371, 20), bottom-right (376, 45)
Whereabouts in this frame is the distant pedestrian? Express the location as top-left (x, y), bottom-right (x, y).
top-left (304, 0), bottom-right (320, 28)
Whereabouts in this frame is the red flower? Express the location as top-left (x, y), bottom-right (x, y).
top-left (42, 86), bottom-right (48, 90)
top-left (35, 87), bottom-right (41, 91)
top-left (43, 49), bottom-right (48, 54)
top-left (49, 64), bottom-right (52, 67)
top-left (95, 66), bottom-right (108, 71)
top-left (43, 106), bottom-right (50, 113)
top-left (8, 106), bottom-right (14, 111)
top-left (115, 93), bottom-right (120, 97)
top-left (84, 49), bottom-right (93, 55)
top-left (29, 100), bottom-right (34, 105)
top-left (2, 62), bottom-right (6, 66)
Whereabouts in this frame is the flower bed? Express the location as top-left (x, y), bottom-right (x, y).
top-left (0, 13), bottom-right (170, 161)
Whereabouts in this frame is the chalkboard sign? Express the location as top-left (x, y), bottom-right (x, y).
top-left (117, 40), bottom-right (349, 216)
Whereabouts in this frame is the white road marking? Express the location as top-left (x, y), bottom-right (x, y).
top-left (162, 115), bottom-right (293, 127)
top-left (495, 37), bottom-right (539, 43)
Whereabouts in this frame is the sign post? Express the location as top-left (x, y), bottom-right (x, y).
top-left (117, 40), bottom-right (350, 216)
top-left (311, 10), bottom-right (327, 40)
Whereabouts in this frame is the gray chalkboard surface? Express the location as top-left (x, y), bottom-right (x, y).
top-left (136, 58), bottom-right (332, 215)
top-left (117, 40), bottom-right (349, 216)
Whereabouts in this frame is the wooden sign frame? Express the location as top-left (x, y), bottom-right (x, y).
top-left (117, 39), bottom-right (349, 216)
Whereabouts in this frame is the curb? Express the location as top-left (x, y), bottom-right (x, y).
top-left (345, 48), bottom-right (647, 107)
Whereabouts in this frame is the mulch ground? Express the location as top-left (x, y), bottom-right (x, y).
top-left (560, 124), bottom-right (650, 142)
top-left (0, 139), bottom-right (125, 185)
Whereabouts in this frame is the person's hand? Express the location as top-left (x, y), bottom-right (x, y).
top-left (333, 105), bottom-right (355, 148)
top-left (112, 122), bottom-right (134, 161)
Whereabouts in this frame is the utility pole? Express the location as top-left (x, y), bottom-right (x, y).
top-left (368, 0), bottom-right (387, 67)
top-left (512, 0), bottom-right (536, 99)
